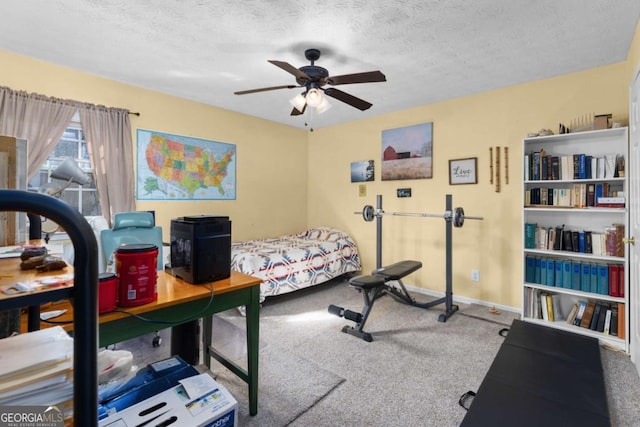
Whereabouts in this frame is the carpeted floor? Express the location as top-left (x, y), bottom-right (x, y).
top-left (116, 277), bottom-right (640, 426)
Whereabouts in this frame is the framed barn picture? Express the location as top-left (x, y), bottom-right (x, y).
top-left (381, 122), bottom-right (432, 181)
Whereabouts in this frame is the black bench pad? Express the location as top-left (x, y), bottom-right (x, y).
top-left (373, 260), bottom-right (422, 280)
top-left (461, 319), bottom-right (610, 426)
top-left (349, 275), bottom-right (386, 290)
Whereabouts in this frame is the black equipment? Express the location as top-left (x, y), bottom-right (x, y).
top-left (169, 215), bottom-right (231, 284)
top-left (330, 194), bottom-right (482, 342)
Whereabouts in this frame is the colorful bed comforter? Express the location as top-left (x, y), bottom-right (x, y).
top-left (231, 227), bottom-right (361, 300)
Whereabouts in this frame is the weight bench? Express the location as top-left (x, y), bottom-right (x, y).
top-left (329, 260), bottom-right (457, 342)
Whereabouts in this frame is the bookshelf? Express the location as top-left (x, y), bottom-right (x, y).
top-left (522, 127), bottom-right (629, 352)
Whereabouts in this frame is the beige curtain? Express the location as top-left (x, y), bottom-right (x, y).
top-left (0, 86), bottom-right (77, 179)
top-left (79, 105), bottom-right (135, 224)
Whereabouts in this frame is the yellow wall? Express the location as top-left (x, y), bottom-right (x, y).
top-left (0, 50), bottom-right (308, 242)
top-left (3, 21), bottom-right (640, 310)
top-left (307, 62), bottom-right (629, 309)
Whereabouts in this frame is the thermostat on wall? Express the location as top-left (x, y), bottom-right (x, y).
top-left (397, 188), bottom-right (411, 198)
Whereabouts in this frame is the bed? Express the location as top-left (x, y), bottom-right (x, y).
top-left (231, 227), bottom-right (361, 301)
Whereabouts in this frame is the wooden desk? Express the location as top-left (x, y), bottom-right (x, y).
top-left (2, 257), bottom-right (262, 416)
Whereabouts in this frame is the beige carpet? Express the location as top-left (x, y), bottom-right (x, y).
top-left (118, 277), bottom-right (640, 426)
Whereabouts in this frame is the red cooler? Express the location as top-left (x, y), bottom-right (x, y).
top-left (115, 243), bottom-right (158, 307)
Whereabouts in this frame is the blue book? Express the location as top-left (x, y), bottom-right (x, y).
top-left (579, 153), bottom-right (586, 179)
top-left (572, 262), bottom-right (582, 290)
top-left (562, 261), bottom-right (573, 289)
top-left (540, 258), bottom-right (548, 285)
top-left (598, 264), bottom-right (609, 295)
top-left (581, 263), bottom-right (591, 292)
top-left (535, 257), bottom-right (542, 284)
top-left (546, 259), bottom-right (555, 287)
top-left (578, 231), bottom-right (586, 253)
top-left (595, 183), bottom-right (603, 201)
top-left (590, 264), bottom-right (599, 293)
top-left (525, 256), bottom-right (536, 283)
top-left (554, 261), bottom-right (563, 287)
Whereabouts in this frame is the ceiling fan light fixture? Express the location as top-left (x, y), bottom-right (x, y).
top-left (289, 93), bottom-right (307, 112)
top-left (316, 96), bottom-right (332, 114)
top-left (305, 88), bottom-right (323, 107)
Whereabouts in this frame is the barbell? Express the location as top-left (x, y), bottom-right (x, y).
top-left (356, 205), bottom-right (483, 228)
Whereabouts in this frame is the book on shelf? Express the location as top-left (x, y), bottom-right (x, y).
top-left (591, 232), bottom-right (604, 256)
top-left (551, 156), bottom-right (560, 180)
top-left (563, 230), bottom-right (574, 252)
top-left (571, 231), bottom-right (580, 252)
top-left (590, 264), bottom-right (599, 294)
top-left (540, 292), bottom-right (549, 321)
top-left (562, 261), bottom-right (572, 289)
top-left (524, 223), bottom-right (537, 249)
top-left (616, 154), bottom-right (625, 177)
top-left (535, 257), bottom-right (542, 284)
top-left (546, 259), bottom-right (555, 286)
top-left (610, 306), bottom-right (619, 337)
top-left (546, 294), bottom-right (554, 321)
top-left (596, 304), bottom-right (607, 332)
top-left (579, 301), bottom-right (597, 329)
top-left (618, 304), bottom-right (625, 339)
top-left (604, 309), bottom-right (612, 335)
top-left (553, 225), bottom-right (563, 250)
top-left (540, 258), bottom-right (548, 286)
top-left (525, 256), bottom-right (535, 283)
top-left (598, 264), bottom-right (609, 295)
top-left (596, 157), bottom-right (606, 179)
top-left (618, 265), bottom-right (625, 298)
top-left (573, 301), bottom-right (588, 326)
top-left (572, 262), bottom-right (582, 291)
top-left (584, 231), bottom-right (593, 254)
top-left (589, 303), bottom-right (602, 330)
top-left (566, 302), bottom-right (579, 325)
top-left (614, 224), bottom-right (625, 257)
top-left (596, 197), bottom-right (625, 208)
top-left (572, 183), bottom-right (587, 208)
top-left (551, 294), bottom-right (563, 321)
top-left (554, 260), bottom-right (563, 287)
top-left (609, 264), bottom-right (620, 297)
top-left (580, 263), bottom-right (591, 292)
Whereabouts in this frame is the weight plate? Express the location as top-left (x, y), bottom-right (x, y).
top-left (453, 207), bottom-right (465, 227)
top-left (362, 205), bottom-right (375, 222)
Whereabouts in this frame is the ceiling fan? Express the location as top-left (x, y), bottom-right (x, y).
top-left (234, 48), bottom-right (386, 116)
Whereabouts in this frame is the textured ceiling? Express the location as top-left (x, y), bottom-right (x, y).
top-left (1, 1), bottom-right (639, 130)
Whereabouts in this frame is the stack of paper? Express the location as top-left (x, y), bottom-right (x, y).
top-left (0, 326), bottom-right (74, 418)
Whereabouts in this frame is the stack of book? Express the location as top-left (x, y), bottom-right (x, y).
top-left (0, 326), bottom-right (74, 419)
top-left (566, 300), bottom-right (625, 338)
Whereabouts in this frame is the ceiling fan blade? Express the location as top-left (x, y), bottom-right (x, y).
top-left (234, 85), bottom-right (297, 95)
top-left (291, 104), bottom-right (306, 116)
top-left (324, 88), bottom-right (372, 111)
top-left (326, 70), bottom-right (386, 86)
top-left (268, 60), bottom-right (310, 81)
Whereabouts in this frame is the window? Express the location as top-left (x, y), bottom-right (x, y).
top-left (28, 118), bottom-right (101, 216)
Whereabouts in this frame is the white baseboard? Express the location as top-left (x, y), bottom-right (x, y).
top-left (401, 283), bottom-right (520, 315)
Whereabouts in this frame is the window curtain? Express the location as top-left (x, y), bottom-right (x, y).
top-left (0, 86), bottom-right (77, 180)
top-left (78, 105), bottom-right (135, 224)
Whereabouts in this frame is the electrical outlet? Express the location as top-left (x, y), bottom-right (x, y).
top-left (471, 270), bottom-right (480, 282)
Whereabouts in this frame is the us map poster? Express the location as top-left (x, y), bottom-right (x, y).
top-left (136, 129), bottom-right (236, 200)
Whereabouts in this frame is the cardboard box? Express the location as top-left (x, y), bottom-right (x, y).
top-left (99, 373), bottom-right (237, 427)
top-left (594, 114), bottom-right (612, 130)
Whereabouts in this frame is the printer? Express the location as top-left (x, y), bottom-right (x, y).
top-left (169, 215), bottom-right (231, 284)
